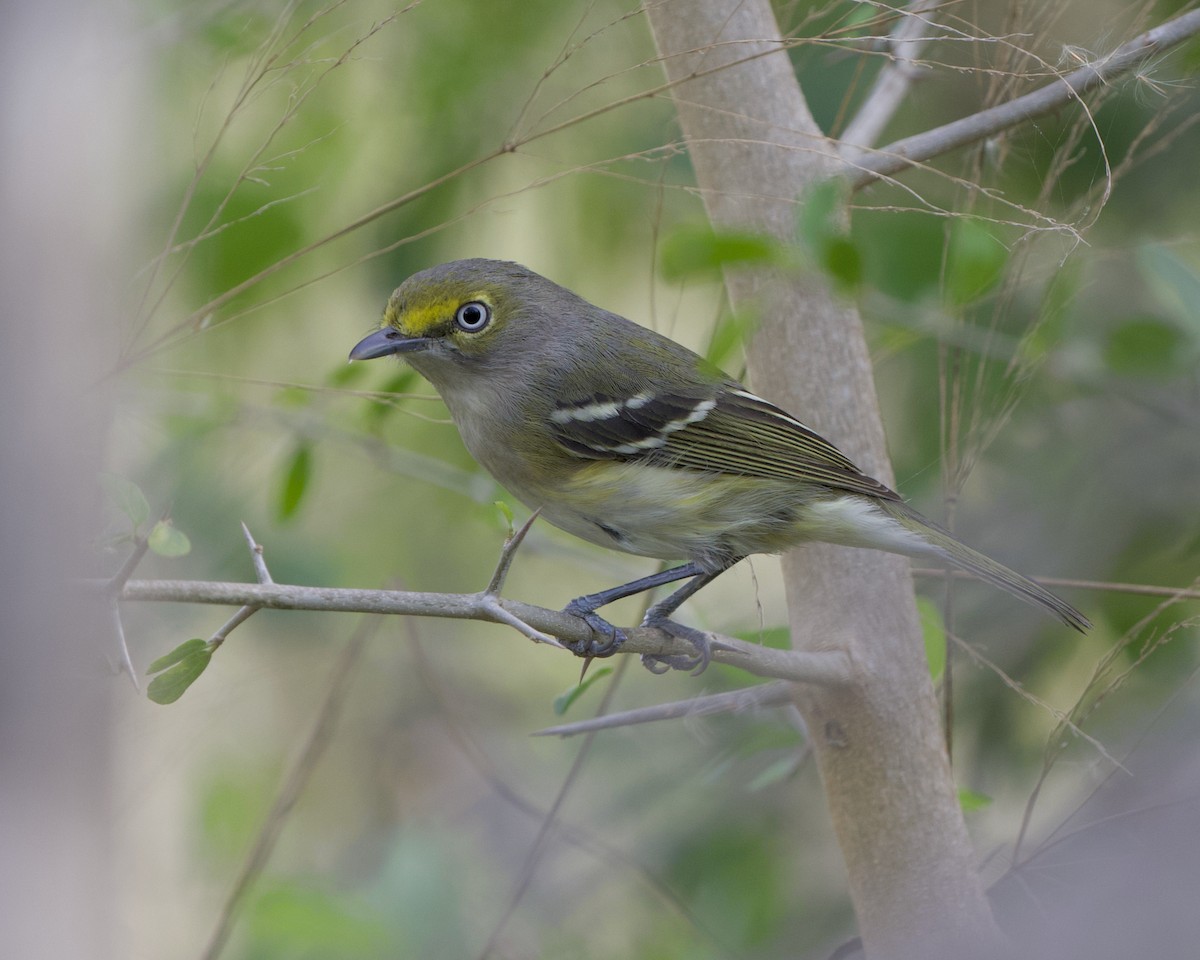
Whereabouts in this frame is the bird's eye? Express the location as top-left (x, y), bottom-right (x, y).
top-left (454, 301), bottom-right (491, 332)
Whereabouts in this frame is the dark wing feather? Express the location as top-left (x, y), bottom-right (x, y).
top-left (547, 384), bottom-right (900, 502)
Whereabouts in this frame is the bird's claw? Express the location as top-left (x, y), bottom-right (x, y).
top-left (639, 618), bottom-right (724, 676)
top-left (562, 600), bottom-right (627, 659)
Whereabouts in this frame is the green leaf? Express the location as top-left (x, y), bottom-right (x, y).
top-left (944, 220), bottom-right (1007, 306)
top-left (958, 788), bottom-right (993, 812)
top-left (821, 235), bottom-right (863, 290)
top-left (148, 519), bottom-right (192, 557)
top-left (246, 882), bottom-right (389, 957)
top-left (918, 596), bottom-right (946, 681)
top-left (552, 667), bottom-right (613, 716)
top-left (100, 473), bottom-right (151, 530)
top-left (660, 224), bottom-right (780, 280)
top-left (1104, 317), bottom-right (1185, 376)
top-left (277, 443), bottom-right (313, 520)
top-left (147, 637), bottom-right (208, 674)
top-left (493, 500), bottom-right (515, 535)
top-left (147, 645), bottom-right (213, 704)
top-left (797, 181), bottom-right (861, 292)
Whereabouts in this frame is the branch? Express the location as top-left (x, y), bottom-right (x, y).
top-left (107, 578), bottom-right (854, 686)
top-left (850, 8), bottom-right (1200, 186)
top-left (839, 0), bottom-right (943, 158)
top-left (533, 680), bottom-right (795, 737)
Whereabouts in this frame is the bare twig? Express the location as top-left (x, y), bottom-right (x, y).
top-left (479, 509), bottom-right (563, 648)
top-left (533, 680), bottom-right (796, 737)
top-left (485, 509), bottom-right (541, 595)
top-left (840, 0), bottom-right (944, 157)
top-left (105, 577), bottom-right (855, 686)
top-left (850, 8), bottom-right (1200, 186)
top-left (105, 522), bottom-right (157, 691)
top-left (208, 523), bottom-right (275, 648)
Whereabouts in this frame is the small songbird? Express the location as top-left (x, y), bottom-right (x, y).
top-left (350, 259), bottom-right (1089, 672)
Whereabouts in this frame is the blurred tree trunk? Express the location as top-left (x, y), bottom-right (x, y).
top-left (0, 3), bottom-right (131, 958)
top-left (643, 2), bottom-right (1004, 956)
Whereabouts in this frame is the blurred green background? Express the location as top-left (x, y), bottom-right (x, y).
top-left (108, 1), bottom-right (1199, 957)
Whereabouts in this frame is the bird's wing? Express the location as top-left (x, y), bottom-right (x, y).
top-left (547, 384), bottom-right (901, 502)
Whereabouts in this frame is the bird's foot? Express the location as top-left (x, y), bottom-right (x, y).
top-left (562, 598), bottom-right (627, 659)
top-left (639, 617), bottom-right (724, 676)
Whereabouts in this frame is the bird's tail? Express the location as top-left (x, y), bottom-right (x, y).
top-left (878, 500), bottom-right (1091, 633)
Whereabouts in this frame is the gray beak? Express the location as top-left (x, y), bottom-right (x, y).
top-left (348, 327), bottom-right (431, 361)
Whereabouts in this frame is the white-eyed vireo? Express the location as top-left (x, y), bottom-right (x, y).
top-left (350, 259), bottom-right (1089, 672)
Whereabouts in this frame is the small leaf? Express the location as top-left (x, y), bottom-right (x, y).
top-left (660, 224), bottom-right (780, 280)
top-left (798, 181), bottom-right (861, 292)
top-left (958, 788), bottom-right (993, 812)
top-left (944, 220), bottom-right (1007, 306)
top-left (918, 596), bottom-right (946, 681)
top-left (552, 667), bottom-right (613, 716)
top-left (821, 236), bottom-right (863, 291)
top-left (100, 473), bottom-right (151, 530)
top-left (148, 520), bottom-right (192, 557)
top-left (277, 443), bottom-right (313, 520)
top-left (147, 637), bottom-right (208, 674)
top-left (147, 645), bottom-right (213, 704)
top-left (493, 500), bottom-right (515, 536)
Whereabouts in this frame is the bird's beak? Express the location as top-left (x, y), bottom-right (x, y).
top-left (348, 327), bottom-right (431, 361)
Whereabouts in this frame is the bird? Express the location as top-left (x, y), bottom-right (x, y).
top-left (349, 258), bottom-right (1089, 672)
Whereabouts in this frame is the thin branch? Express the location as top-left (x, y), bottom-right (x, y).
top-left (850, 8), bottom-right (1200, 186)
top-left (840, 0), bottom-right (944, 156)
top-left (533, 680), bottom-right (796, 737)
top-left (105, 520), bottom-right (157, 691)
top-left (207, 522), bottom-right (274, 648)
top-left (106, 577), bottom-right (855, 686)
top-left (486, 509), bottom-right (541, 595)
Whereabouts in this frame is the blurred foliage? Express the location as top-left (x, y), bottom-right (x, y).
top-left (112, 1), bottom-right (1199, 958)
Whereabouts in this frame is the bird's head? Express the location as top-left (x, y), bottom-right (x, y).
top-left (349, 258), bottom-right (573, 379)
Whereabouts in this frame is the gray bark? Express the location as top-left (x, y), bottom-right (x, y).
top-left (643, 2), bottom-right (1004, 956)
top-left (0, 3), bottom-right (130, 958)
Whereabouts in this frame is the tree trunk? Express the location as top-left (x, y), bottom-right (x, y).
top-left (643, 2), bottom-right (1005, 956)
top-left (0, 4), bottom-right (128, 959)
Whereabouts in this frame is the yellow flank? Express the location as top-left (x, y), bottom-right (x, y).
top-left (386, 293), bottom-right (493, 336)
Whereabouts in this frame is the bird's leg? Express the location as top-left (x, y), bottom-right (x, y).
top-left (639, 562), bottom-right (738, 675)
top-left (562, 562), bottom-right (705, 659)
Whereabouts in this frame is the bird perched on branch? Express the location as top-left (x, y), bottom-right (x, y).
top-left (350, 258), bottom-right (1089, 672)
